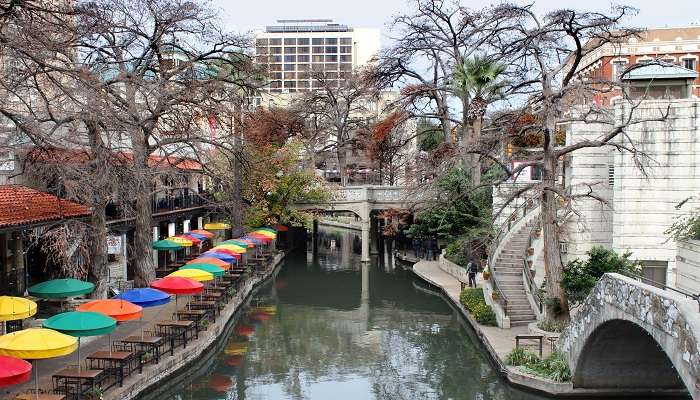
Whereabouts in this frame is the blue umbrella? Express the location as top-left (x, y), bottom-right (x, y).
top-left (202, 251), bottom-right (237, 263)
top-left (187, 233), bottom-right (208, 240)
top-left (113, 288), bottom-right (171, 308)
top-left (242, 236), bottom-right (263, 245)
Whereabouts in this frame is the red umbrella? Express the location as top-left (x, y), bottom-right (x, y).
top-left (0, 355), bottom-right (31, 388)
top-left (208, 374), bottom-right (232, 393)
top-left (274, 224), bottom-right (289, 232)
top-left (150, 277), bottom-right (204, 295)
top-left (235, 325), bottom-right (255, 337)
top-left (190, 229), bottom-right (214, 238)
top-left (176, 234), bottom-right (201, 245)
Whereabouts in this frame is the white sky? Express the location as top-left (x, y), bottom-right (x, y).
top-left (212, 0), bottom-right (700, 41)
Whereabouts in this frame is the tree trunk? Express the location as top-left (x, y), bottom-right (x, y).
top-left (130, 127), bottom-right (156, 287)
top-left (337, 149), bottom-right (348, 186)
top-left (88, 201), bottom-right (108, 298)
top-left (471, 118), bottom-right (482, 186)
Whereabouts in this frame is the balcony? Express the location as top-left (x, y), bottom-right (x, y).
top-left (106, 193), bottom-right (212, 222)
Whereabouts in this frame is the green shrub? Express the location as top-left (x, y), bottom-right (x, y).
top-left (507, 349), bottom-right (572, 382)
top-left (459, 288), bottom-right (497, 326)
top-left (505, 347), bottom-right (540, 366)
top-left (536, 319), bottom-right (567, 333)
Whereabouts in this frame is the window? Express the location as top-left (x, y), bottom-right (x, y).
top-left (312, 46), bottom-right (324, 54)
top-left (324, 63), bottom-right (338, 71)
top-left (269, 47), bottom-right (282, 54)
top-left (297, 63), bottom-right (309, 71)
top-left (608, 165), bottom-right (615, 186)
top-left (284, 47), bottom-right (297, 54)
top-left (297, 55), bottom-right (309, 62)
top-left (340, 38), bottom-right (352, 45)
top-left (297, 47), bottom-right (310, 54)
top-left (339, 55), bottom-right (352, 63)
top-left (284, 55), bottom-right (296, 62)
top-left (325, 55), bottom-right (338, 62)
top-left (283, 80), bottom-right (296, 88)
top-left (298, 38), bottom-right (309, 45)
top-left (612, 60), bottom-right (626, 81)
top-left (339, 63), bottom-right (352, 71)
top-left (255, 38), bottom-right (268, 46)
top-left (641, 261), bottom-right (668, 288)
top-left (312, 38), bottom-right (323, 45)
top-left (297, 71), bottom-right (309, 79)
top-left (284, 38), bottom-right (296, 45)
top-left (270, 72), bottom-right (282, 79)
top-left (269, 63), bottom-right (282, 71)
top-left (284, 64), bottom-right (295, 71)
top-left (312, 63), bottom-right (324, 71)
top-left (326, 38), bottom-right (337, 45)
top-left (255, 47), bottom-right (268, 55)
top-left (284, 72), bottom-right (295, 79)
top-left (270, 38), bottom-right (281, 46)
top-left (340, 46), bottom-right (352, 54)
top-left (325, 46), bottom-right (338, 54)
top-left (312, 55), bottom-right (324, 63)
top-left (270, 55), bottom-right (282, 63)
top-left (530, 165), bottom-right (542, 180)
top-left (298, 80), bottom-right (310, 89)
top-left (683, 58), bottom-right (696, 71)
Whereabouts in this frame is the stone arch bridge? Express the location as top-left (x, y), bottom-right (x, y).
top-left (558, 273), bottom-right (700, 398)
top-left (293, 185), bottom-right (422, 262)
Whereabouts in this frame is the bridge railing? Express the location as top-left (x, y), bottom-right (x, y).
top-left (328, 185), bottom-right (422, 203)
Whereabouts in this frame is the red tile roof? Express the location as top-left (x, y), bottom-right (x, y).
top-left (0, 185), bottom-right (91, 229)
top-left (25, 148), bottom-right (202, 171)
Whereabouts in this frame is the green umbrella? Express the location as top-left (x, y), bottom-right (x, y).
top-left (152, 239), bottom-right (184, 251)
top-left (222, 240), bottom-right (251, 248)
top-left (256, 227), bottom-right (277, 234)
top-left (28, 279), bottom-right (94, 299)
top-left (43, 311), bottom-right (116, 373)
top-left (179, 264), bottom-right (225, 277)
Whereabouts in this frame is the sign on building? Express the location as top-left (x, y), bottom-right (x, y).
top-left (107, 235), bottom-right (122, 254)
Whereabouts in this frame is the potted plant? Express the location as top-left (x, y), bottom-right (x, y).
top-left (532, 229), bottom-right (541, 238)
top-left (491, 291), bottom-right (499, 301)
top-left (527, 247), bottom-right (535, 256)
top-left (482, 268), bottom-right (491, 280)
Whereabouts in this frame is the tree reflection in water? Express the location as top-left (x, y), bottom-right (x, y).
top-left (155, 228), bottom-right (545, 400)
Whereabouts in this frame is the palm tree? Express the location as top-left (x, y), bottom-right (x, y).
top-left (452, 56), bottom-right (507, 186)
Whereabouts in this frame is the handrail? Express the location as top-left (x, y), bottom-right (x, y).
top-left (490, 273), bottom-right (509, 315)
top-left (523, 219), bottom-right (543, 313)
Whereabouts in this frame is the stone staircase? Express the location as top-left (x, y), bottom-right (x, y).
top-left (492, 222), bottom-right (538, 326)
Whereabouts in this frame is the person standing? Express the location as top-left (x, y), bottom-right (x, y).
top-left (467, 260), bottom-right (478, 288)
top-left (412, 237), bottom-right (420, 258)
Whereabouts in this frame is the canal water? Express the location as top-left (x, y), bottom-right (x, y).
top-left (156, 228), bottom-right (546, 400)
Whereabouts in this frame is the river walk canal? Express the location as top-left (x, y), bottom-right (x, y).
top-left (155, 228), bottom-right (546, 400)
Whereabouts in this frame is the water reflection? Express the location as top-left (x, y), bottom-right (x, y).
top-left (155, 228), bottom-right (545, 400)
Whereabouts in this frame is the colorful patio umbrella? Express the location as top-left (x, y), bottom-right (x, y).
top-left (208, 374), bottom-right (233, 393)
top-left (0, 355), bottom-right (31, 388)
top-left (241, 236), bottom-right (264, 245)
top-left (76, 299), bottom-right (143, 322)
top-left (214, 244), bottom-right (246, 254)
top-left (0, 328), bottom-right (78, 396)
top-left (252, 230), bottom-right (275, 239)
top-left (246, 233), bottom-right (272, 242)
top-left (190, 229), bottom-right (214, 238)
top-left (152, 239), bottom-right (184, 251)
top-left (0, 296), bottom-right (37, 322)
top-left (28, 279), bottom-right (94, 299)
top-left (223, 239), bottom-right (254, 249)
top-left (43, 311), bottom-right (117, 372)
top-left (113, 288), bottom-right (171, 308)
top-left (179, 264), bottom-right (225, 278)
top-left (258, 227), bottom-right (278, 233)
top-left (166, 236), bottom-right (193, 247)
top-left (204, 222), bottom-right (231, 230)
top-left (150, 277), bottom-right (204, 295)
top-left (205, 248), bottom-right (241, 258)
top-left (235, 325), bottom-right (255, 338)
top-left (274, 224), bottom-right (289, 232)
top-left (167, 269), bottom-right (214, 282)
top-left (187, 233), bottom-right (208, 241)
top-left (201, 251), bottom-right (238, 263)
top-left (187, 257), bottom-right (230, 268)
top-left (177, 234), bottom-right (201, 245)
top-left (224, 342), bottom-right (248, 356)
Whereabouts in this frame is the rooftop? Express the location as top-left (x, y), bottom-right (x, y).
top-left (0, 185), bottom-right (90, 229)
top-left (265, 19), bottom-right (350, 33)
top-left (622, 62), bottom-right (699, 81)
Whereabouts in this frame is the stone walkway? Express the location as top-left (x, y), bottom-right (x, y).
top-left (412, 260), bottom-right (529, 359)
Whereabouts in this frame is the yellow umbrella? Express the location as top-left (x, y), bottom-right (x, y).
top-left (214, 244), bottom-right (246, 254)
top-left (204, 222), bottom-right (231, 230)
top-left (166, 269), bottom-right (214, 282)
top-left (0, 328), bottom-right (77, 396)
top-left (0, 297), bottom-right (37, 322)
top-left (166, 236), bottom-right (193, 247)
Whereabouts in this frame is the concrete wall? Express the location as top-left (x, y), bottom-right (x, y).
top-left (677, 240), bottom-right (700, 294)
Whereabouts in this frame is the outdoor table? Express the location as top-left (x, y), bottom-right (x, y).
top-left (175, 309), bottom-right (208, 328)
top-left (16, 395), bottom-right (66, 400)
top-left (52, 368), bottom-right (104, 399)
top-left (119, 335), bottom-right (167, 365)
top-left (188, 301), bottom-right (218, 320)
top-left (155, 320), bottom-right (196, 349)
top-left (167, 261), bottom-right (185, 269)
top-left (198, 292), bottom-right (222, 302)
top-left (207, 287), bottom-right (231, 302)
top-left (86, 351), bottom-right (138, 387)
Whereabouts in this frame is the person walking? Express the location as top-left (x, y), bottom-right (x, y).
top-left (425, 238), bottom-right (433, 261)
top-left (467, 260), bottom-right (478, 288)
top-left (412, 237), bottom-right (420, 258)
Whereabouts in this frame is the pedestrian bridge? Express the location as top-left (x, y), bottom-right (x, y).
top-left (558, 273), bottom-right (700, 398)
top-left (293, 185), bottom-right (421, 261)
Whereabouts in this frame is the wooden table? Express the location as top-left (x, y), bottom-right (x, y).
top-left (86, 351), bottom-right (137, 387)
top-left (175, 309), bottom-right (208, 328)
top-left (16, 395), bottom-right (66, 400)
top-left (189, 301), bottom-right (218, 320)
top-left (198, 292), bottom-right (222, 302)
top-left (156, 320), bottom-right (197, 349)
top-left (119, 336), bottom-right (167, 365)
top-left (52, 368), bottom-right (104, 399)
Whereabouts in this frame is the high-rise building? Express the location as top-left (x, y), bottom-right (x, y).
top-left (254, 19), bottom-right (381, 93)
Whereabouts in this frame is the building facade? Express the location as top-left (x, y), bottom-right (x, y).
top-left (254, 19), bottom-right (380, 93)
top-left (573, 26), bottom-right (700, 105)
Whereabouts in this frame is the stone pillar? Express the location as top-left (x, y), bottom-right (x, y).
top-left (183, 219), bottom-right (190, 233)
top-left (361, 219), bottom-right (370, 262)
top-left (197, 217), bottom-right (203, 230)
top-left (152, 226), bottom-right (159, 267)
top-left (167, 222), bottom-right (176, 237)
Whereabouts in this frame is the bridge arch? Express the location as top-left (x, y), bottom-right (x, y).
top-left (558, 273), bottom-right (700, 398)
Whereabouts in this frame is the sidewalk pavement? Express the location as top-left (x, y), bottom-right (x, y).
top-left (412, 259), bottom-right (529, 360)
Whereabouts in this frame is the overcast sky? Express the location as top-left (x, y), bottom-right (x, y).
top-left (212, 0), bottom-right (700, 40)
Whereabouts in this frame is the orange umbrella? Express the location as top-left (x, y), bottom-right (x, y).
top-left (190, 229), bottom-right (214, 238)
top-left (187, 257), bottom-right (229, 268)
top-left (76, 299), bottom-right (143, 322)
